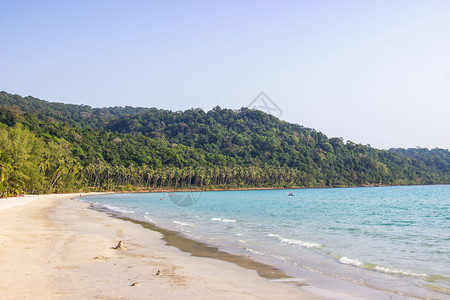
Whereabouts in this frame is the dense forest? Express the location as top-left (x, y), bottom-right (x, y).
top-left (0, 91), bottom-right (448, 196)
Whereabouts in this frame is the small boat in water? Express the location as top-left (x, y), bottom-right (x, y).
top-left (288, 192), bottom-right (294, 196)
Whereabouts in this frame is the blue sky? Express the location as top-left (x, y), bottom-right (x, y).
top-left (1, 0), bottom-right (449, 149)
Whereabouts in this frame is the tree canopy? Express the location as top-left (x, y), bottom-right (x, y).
top-left (0, 91), bottom-right (448, 196)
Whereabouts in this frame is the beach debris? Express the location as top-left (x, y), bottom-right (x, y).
top-left (114, 240), bottom-right (127, 250)
top-left (131, 282), bottom-right (140, 287)
top-left (93, 256), bottom-right (110, 261)
top-left (154, 270), bottom-right (161, 276)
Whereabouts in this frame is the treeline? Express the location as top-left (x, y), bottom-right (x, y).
top-left (0, 91), bottom-right (448, 196)
top-left (85, 164), bottom-right (321, 190)
top-left (0, 125), bottom-right (77, 195)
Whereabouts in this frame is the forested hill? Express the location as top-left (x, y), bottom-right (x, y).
top-left (0, 91), bottom-right (448, 195)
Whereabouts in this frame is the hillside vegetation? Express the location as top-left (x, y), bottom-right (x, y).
top-left (0, 91), bottom-right (448, 196)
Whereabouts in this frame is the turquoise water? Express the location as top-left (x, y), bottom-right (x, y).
top-left (84, 185), bottom-right (450, 299)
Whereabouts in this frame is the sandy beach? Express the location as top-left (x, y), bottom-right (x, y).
top-left (0, 193), bottom-right (322, 299)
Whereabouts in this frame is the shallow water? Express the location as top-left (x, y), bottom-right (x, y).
top-left (84, 185), bottom-right (450, 299)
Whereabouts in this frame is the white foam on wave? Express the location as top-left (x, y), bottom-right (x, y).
top-left (268, 233), bottom-right (322, 248)
top-left (338, 256), bottom-right (363, 267)
top-left (104, 204), bottom-right (135, 214)
top-left (144, 216), bottom-right (155, 223)
top-left (245, 248), bottom-right (266, 256)
top-left (374, 266), bottom-right (427, 277)
top-left (245, 244), bottom-right (288, 262)
top-left (270, 254), bottom-right (289, 262)
top-left (336, 255), bottom-right (429, 278)
top-left (211, 217), bottom-right (237, 223)
top-left (173, 220), bottom-right (193, 227)
top-left (222, 219), bottom-right (237, 223)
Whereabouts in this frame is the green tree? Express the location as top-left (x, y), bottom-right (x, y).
top-left (0, 125), bottom-right (44, 194)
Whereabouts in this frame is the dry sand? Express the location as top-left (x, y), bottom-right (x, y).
top-left (0, 194), bottom-right (322, 299)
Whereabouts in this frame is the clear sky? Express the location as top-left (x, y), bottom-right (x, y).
top-left (1, 0), bottom-right (449, 149)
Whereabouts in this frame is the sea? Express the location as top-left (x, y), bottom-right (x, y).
top-left (82, 185), bottom-right (450, 299)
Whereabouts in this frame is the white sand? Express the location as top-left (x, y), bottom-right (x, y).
top-left (0, 194), bottom-right (321, 299)
top-left (0, 195), bottom-right (36, 210)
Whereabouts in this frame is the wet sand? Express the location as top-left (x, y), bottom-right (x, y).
top-left (118, 215), bottom-right (298, 282)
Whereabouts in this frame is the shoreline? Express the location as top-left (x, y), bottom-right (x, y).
top-left (88, 193), bottom-right (420, 300)
top-left (118, 215), bottom-right (296, 281)
top-left (83, 182), bottom-right (448, 195)
top-left (0, 193), bottom-right (322, 299)
top-left (2, 183), bottom-right (446, 200)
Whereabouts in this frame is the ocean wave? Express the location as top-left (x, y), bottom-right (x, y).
top-left (374, 265), bottom-right (428, 277)
top-left (211, 217), bottom-right (237, 223)
top-left (103, 204), bottom-right (135, 214)
top-left (338, 256), bottom-right (363, 266)
top-left (223, 219), bottom-right (237, 223)
top-left (173, 220), bottom-right (193, 227)
top-left (245, 248), bottom-right (265, 256)
top-left (270, 254), bottom-right (289, 262)
top-left (144, 216), bottom-right (155, 223)
top-left (335, 254), bottom-right (429, 278)
top-left (268, 233), bottom-right (322, 248)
